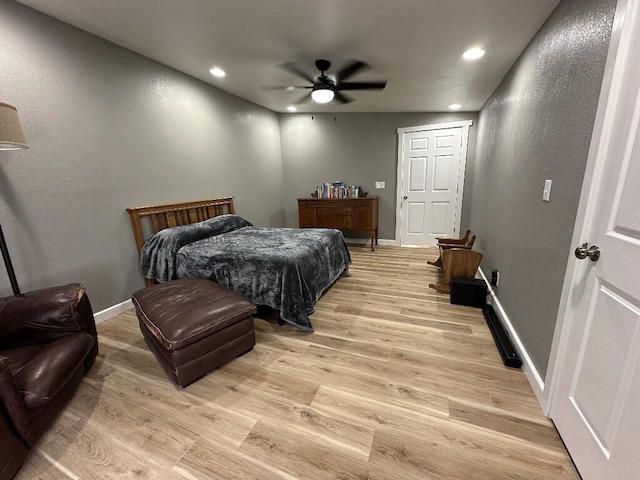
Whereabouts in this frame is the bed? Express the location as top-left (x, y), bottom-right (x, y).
top-left (127, 197), bottom-right (351, 332)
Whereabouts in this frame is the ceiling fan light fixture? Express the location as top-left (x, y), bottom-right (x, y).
top-left (311, 88), bottom-right (335, 104)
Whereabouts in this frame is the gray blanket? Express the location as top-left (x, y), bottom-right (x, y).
top-left (140, 216), bottom-right (351, 331)
top-left (140, 214), bottom-right (253, 282)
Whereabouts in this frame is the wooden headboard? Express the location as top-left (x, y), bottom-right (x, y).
top-left (126, 197), bottom-right (235, 256)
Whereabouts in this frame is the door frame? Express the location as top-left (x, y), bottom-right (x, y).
top-left (395, 120), bottom-right (473, 246)
top-left (544, 0), bottom-right (629, 414)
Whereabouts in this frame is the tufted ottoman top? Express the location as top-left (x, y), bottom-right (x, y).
top-left (131, 278), bottom-right (256, 351)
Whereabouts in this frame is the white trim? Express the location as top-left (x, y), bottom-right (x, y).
top-left (395, 134), bottom-right (405, 244)
top-left (395, 120), bottom-right (474, 246)
top-left (345, 237), bottom-right (395, 247)
top-left (377, 239), bottom-right (395, 246)
top-left (455, 125), bottom-right (471, 237)
top-left (477, 267), bottom-right (547, 405)
top-left (396, 120), bottom-right (474, 135)
top-left (94, 298), bottom-right (133, 324)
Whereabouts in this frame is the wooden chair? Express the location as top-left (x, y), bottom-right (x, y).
top-left (429, 248), bottom-right (483, 294)
top-left (427, 230), bottom-right (476, 268)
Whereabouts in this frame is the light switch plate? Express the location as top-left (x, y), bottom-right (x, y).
top-left (375, 181), bottom-right (385, 189)
top-left (543, 179), bottom-right (552, 202)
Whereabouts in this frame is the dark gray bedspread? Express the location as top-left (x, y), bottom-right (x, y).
top-left (176, 227), bottom-right (351, 331)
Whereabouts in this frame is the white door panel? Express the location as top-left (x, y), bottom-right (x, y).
top-left (409, 157), bottom-right (427, 191)
top-left (410, 137), bottom-right (428, 150)
top-left (433, 155), bottom-right (453, 191)
top-left (570, 284), bottom-right (640, 451)
top-left (549, 1), bottom-right (640, 477)
top-left (435, 134), bottom-right (455, 148)
top-left (430, 202), bottom-right (449, 235)
top-left (407, 202), bottom-right (425, 234)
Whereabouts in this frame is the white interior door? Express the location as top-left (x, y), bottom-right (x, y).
top-left (549, 1), bottom-right (640, 478)
top-left (396, 121), bottom-right (472, 246)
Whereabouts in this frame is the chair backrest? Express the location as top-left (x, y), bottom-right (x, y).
top-left (465, 233), bottom-right (477, 248)
top-left (460, 230), bottom-right (471, 243)
top-left (443, 248), bottom-right (483, 285)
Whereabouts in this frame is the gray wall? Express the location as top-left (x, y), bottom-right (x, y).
top-left (279, 112), bottom-right (478, 239)
top-left (0, 1), bottom-right (284, 309)
top-left (467, 0), bottom-right (616, 379)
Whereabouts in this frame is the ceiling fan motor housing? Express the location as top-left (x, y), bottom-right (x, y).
top-left (315, 59), bottom-right (332, 73)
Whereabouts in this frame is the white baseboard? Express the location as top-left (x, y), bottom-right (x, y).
top-left (345, 238), bottom-right (395, 246)
top-left (94, 299), bottom-right (133, 324)
top-left (477, 267), bottom-right (547, 407)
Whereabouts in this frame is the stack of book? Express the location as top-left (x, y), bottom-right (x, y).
top-left (316, 182), bottom-right (361, 199)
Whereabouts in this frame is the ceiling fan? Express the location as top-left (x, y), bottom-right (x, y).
top-left (262, 59), bottom-right (387, 105)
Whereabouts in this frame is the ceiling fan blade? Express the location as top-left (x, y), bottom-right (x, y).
top-left (334, 91), bottom-right (353, 104)
top-left (335, 60), bottom-right (369, 82)
top-left (336, 81), bottom-right (387, 91)
top-left (293, 91), bottom-right (312, 104)
top-left (279, 62), bottom-right (316, 84)
top-left (260, 85), bottom-right (310, 91)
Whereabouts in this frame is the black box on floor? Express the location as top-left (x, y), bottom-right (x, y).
top-left (450, 277), bottom-right (487, 307)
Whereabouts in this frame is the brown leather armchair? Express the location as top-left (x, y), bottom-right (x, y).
top-left (0, 283), bottom-right (98, 479)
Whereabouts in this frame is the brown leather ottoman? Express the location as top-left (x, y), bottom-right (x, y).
top-left (131, 278), bottom-right (256, 387)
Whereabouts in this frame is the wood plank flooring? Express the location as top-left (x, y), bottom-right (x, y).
top-left (17, 245), bottom-right (579, 479)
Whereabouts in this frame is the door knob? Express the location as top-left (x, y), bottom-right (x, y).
top-left (574, 242), bottom-right (600, 261)
top-left (402, 195), bottom-right (408, 200)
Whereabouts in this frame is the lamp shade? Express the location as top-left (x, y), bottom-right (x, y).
top-left (0, 102), bottom-right (28, 150)
top-left (311, 88), bottom-right (335, 104)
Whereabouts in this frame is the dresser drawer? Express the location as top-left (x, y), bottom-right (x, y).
top-left (317, 207), bottom-right (352, 216)
top-left (317, 215), bottom-right (350, 229)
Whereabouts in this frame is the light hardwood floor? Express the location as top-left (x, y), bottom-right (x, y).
top-left (17, 245), bottom-right (580, 479)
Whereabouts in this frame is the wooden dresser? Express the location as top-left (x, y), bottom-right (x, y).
top-left (297, 196), bottom-right (379, 250)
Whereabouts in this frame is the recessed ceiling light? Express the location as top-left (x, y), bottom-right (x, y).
top-left (462, 48), bottom-right (485, 60)
top-left (209, 67), bottom-right (226, 78)
top-left (287, 106), bottom-right (297, 112)
top-left (448, 104), bottom-right (462, 110)
top-left (286, 86), bottom-right (296, 91)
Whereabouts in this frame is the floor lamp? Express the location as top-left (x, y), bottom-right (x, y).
top-left (0, 102), bottom-right (28, 295)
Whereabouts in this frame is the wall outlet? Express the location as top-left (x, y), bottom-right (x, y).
top-left (491, 270), bottom-right (500, 287)
top-left (375, 181), bottom-right (385, 189)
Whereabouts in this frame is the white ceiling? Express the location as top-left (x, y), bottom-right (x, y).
top-left (16, 0), bottom-right (560, 113)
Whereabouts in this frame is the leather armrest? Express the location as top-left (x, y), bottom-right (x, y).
top-left (0, 283), bottom-right (97, 349)
top-left (0, 358), bottom-right (29, 440)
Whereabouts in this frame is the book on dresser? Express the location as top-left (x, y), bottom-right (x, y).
top-left (297, 196), bottom-right (379, 251)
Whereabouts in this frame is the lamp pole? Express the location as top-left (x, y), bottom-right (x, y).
top-left (0, 223), bottom-right (20, 295)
